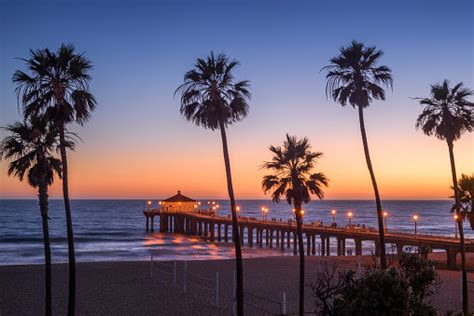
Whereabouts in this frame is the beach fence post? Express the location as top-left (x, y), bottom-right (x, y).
top-left (232, 270), bottom-right (237, 315)
top-left (282, 291), bottom-right (287, 315)
top-left (183, 261), bottom-right (187, 294)
top-left (357, 255), bottom-right (362, 275)
top-left (215, 272), bottom-right (220, 307)
top-left (173, 261), bottom-right (177, 287)
top-left (150, 252), bottom-right (154, 278)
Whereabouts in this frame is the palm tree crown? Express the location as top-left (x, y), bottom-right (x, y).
top-left (323, 40), bottom-right (393, 108)
top-left (458, 174), bottom-right (474, 212)
top-left (1, 115), bottom-right (62, 187)
top-left (416, 80), bottom-right (473, 142)
top-left (13, 43), bottom-right (96, 124)
top-left (175, 51), bottom-right (251, 130)
top-left (262, 134), bottom-right (328, 208)
top-left (451, 174), bottom-right (474, 229)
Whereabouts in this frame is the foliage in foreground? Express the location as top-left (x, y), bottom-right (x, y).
top-left (310, 252), bottom-right (439, 316)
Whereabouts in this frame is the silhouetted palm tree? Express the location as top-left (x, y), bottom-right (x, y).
top-left (262, 134), bottom-right (328, 316)
top-left (416, 80), bottom-right (473, 315)
top-left (13, 44), bottom-right (96, 315)
top-left (1, 115), bottom-right (63, 316)
top-left (175, 52), bottom-right (250, 315)
top-left (323, 40), bottom-right (392, 269)
top-left (451, 174), bottom-right (474, 230)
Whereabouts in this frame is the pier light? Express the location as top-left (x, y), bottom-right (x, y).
top-left (147, 200), bottom-right (152, 205)
top-left (198, 202), bottom-right (201, 205)
top-left (261, 207), bottom-right (266, 220)
top-left (347, 211), bottom-right (353, 228)
top-left (216, 204), bottom-right (220, 208)
top-left (236, 206), bottom-right (240, 211)
top-left (413, 215), bottom-right (419, 236)
top-left (454, 214), bottom-right (459, 238)
top-left (158, 201), bottom-right (162, 205)
top-left (331, 209), bottom-right (336, 224)
top-left (383, 211), bottom-right (388, 231)
top-left (292, 208), bottom-right (296, 213)
top-left (300, 210), bottom-right (305, 216)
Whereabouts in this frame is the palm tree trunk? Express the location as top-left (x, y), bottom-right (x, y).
top-left (447, 140), bottom-right (469, 315)
top-left (218, 119), bottom-right (244, 316)
top-left (357, 106), bottom-right (387, 269)
top-left (295, 203), bottom-right (305, 316)
top-left (59, 124), bottom-right (76, 316)
top-left (39, 183), bottom-right (52, 316)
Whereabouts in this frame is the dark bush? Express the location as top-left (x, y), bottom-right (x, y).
top-left (309, 252), bottom-right (438, 315)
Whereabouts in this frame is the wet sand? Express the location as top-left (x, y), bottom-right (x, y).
top-left (1, 255), bottom-right (473, 315)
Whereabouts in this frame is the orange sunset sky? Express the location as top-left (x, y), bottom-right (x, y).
top-left (0, 1), bottom-right (473, 200)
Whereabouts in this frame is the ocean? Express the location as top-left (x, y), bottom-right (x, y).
top-left (0, 199), bottom-right (472, 266)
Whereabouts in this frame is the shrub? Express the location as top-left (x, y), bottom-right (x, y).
top-left (309, 252), bottom-right (438, 315)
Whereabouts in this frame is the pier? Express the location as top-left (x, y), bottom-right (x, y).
top-left (144, 209), bottom-right (474, 269)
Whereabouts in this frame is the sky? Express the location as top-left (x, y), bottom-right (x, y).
top-left (0, 0), bottom-right (473, 200)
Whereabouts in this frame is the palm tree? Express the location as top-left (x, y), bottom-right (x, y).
top-left (1, 115), bottom-right (63, 316)
top-left (175, 52), bottom-right (251, 315)
top-left (451, 174), bottom-right (474, 230)
top-left (262, 134), bottom-right (328, 316)
top-left (416, 80), bottom-right (473, 315)
top-left (13, 44), bottom-right (96, 315)
top-left (323, 40), bottom-right (393, 269)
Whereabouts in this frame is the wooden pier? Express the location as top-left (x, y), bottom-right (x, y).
top-left (144, 209), bottom-right (474, 269)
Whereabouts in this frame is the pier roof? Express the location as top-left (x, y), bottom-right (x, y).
top-left (163, 190), bottom-right (196, 203)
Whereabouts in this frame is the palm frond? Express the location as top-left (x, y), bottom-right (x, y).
top-left (416, 80), bottom-right (473, 141)
top-left (175, 52), bottom-right (251, 131)
top-left (323, 40), bottom-right (392, 109)
top-left (262, 135), bottom-right (328, 212)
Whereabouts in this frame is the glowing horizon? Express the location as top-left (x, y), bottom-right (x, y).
top-left (0, 0), bottom-right (473, 200)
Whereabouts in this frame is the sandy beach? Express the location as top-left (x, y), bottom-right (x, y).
top-left (1, 255), bottom-right (473, 315)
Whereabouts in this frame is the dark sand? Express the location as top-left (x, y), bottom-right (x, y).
top-left (1, 255), bottom-right (473, 315)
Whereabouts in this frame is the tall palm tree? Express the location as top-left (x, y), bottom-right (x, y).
top-left (1, 115), bottom-right (63, 316)
top-left (13, 44), bottom-right (96, 315)
top-left (262, 134), bottom-right (328, 316)
top-left (416, 80), bottom-right (473, 315)
top-left (175, 52), bottom-right (251, 315)
top-left (323, 40), bottom-right (393, 269)
top-left (451, 174), bottom-right (474, 230)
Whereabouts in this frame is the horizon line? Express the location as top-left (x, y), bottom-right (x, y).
top-left (0, 197), bottom-right (452, 201)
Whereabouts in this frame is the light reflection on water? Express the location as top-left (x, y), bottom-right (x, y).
top-left (143, 231), bottom-right (287, 261)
